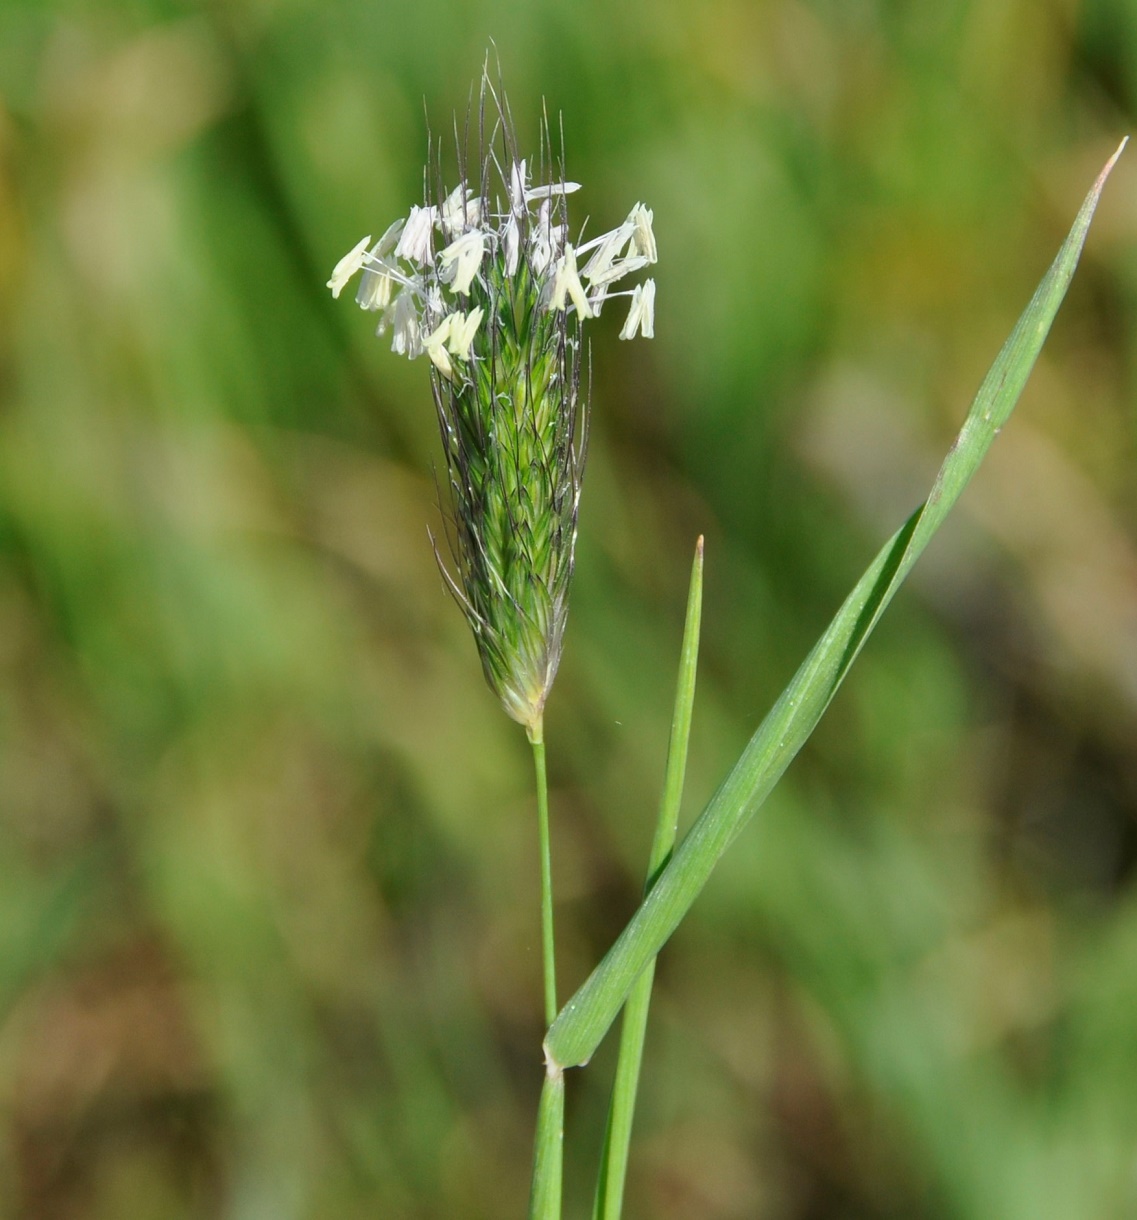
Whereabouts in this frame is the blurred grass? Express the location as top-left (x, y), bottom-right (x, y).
top-left (1, 1), bottom-right (1136, 1218)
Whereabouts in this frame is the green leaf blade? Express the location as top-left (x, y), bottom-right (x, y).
top-left (593, 536), bottom-right (704, 1220)
top-left (545, 141), bottom-right (1125, 1073)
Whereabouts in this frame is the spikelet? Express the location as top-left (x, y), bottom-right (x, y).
top-left (329, 68), bottom-right (657, 735)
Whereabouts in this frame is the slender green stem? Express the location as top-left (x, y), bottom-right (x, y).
top-left (528, 1068), bottom-right (565, 1219)
top-left (527, 716), bottom-right (563, 1220)
top-left (593, 538), bottom-right (704, 1220)
top-left (529, 717), bottom-right (557, 1026)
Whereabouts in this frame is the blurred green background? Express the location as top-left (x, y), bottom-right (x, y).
top-left (2, 1), bottom-right (1137, 1216)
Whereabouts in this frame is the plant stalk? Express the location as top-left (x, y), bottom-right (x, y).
top-left (527, 715), bottom-right (563, 1219)
top-left (529, 717), bottom-right (557, 1026)
top-left (528, 1068), bottom-right (565, 1219)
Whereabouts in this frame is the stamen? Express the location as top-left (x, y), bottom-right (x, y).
top-left (327, 235), bottom-right (371, 298)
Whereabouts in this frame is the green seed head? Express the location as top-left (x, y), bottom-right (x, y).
top-left (329, 72), bottom-right (657, 733)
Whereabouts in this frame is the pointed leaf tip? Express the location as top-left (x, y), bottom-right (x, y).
top-left (1099, 137), bottom-right (1127, 187)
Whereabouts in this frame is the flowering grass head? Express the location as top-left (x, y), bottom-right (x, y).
top-left (330, 74), bottom-right (657, 736)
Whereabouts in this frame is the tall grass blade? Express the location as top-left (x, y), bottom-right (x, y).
top-left (545, 141), bottom-right (1125, 1073)
top-left (592, 537), bottom-right (704, 1219)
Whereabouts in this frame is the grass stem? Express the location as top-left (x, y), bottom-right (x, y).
top-left (527, 716), bottom-right (563, 1219)
top-left (528, 1068), bottom-right (565, 1220)
top-left (530, 717), bottom-right (557, 1026)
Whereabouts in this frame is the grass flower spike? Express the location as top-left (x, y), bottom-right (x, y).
top-left (329, 75), bottom-right (657, 735)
